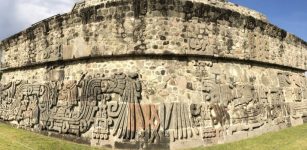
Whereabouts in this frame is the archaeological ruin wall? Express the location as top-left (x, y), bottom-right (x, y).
top-left (0, 0), bottom-right (307, 149)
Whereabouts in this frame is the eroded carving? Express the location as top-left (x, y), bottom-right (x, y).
top-left (0, 69), bottom-right (305, 149)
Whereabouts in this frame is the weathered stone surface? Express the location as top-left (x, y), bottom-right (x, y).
top-left (0, 0), bottom-right (306, 70)
top-left (0, 0), bottom-right (307, 149)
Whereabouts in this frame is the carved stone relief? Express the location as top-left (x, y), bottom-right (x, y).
top-left (0, 69), bottom-right (305, 149)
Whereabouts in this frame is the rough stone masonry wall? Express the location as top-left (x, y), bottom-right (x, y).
top-left (0, 0), bottom-right (307, 149)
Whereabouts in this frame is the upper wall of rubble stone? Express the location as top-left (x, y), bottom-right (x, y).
top-left (0, 0), bottom-right (306, 71)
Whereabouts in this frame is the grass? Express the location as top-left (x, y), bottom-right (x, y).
top-left (1, 123), bottom-right (307, 150)
top-left (194, 124), bottom-right (307, 150)
top-left (0, 123), bottom-right (102, 150)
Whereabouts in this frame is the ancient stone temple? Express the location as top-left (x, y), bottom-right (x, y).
top-left (0, 0), bottom-right (307, 149)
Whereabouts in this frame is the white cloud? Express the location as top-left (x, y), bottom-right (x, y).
top-left (0, 0), bottom-right (79, 40)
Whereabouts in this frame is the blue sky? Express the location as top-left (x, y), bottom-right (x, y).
top-left (230, 0), bottom-right (307, 41)
top-left (0, 0), bottom-right (306, 41)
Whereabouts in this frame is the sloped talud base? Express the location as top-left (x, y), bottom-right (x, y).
top-left (1, 58), bottom-right (307, 150)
